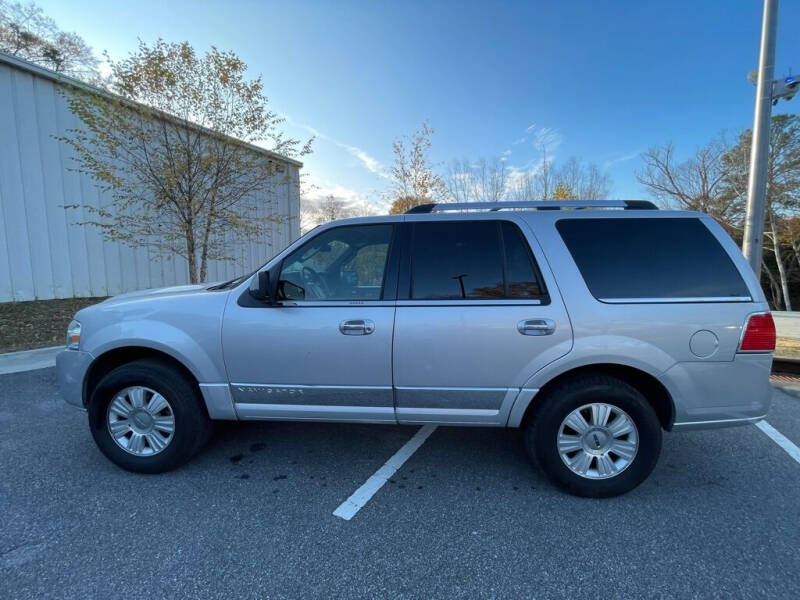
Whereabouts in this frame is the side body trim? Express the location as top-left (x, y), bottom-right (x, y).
top-left (230, 383), bottom-right (393, 407)
top-left (235, 403), bottom-right (396, 423)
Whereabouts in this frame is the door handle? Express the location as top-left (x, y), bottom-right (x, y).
top-left (339, 319), bottom-right (375, 335)
top-left (517, 318), bottom-right (556, 336)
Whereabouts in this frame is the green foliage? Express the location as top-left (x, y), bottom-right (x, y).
top-left (552, 183), bottom-right (577, 200)
top-left (59, 40), bottom-right (312, 283)
top-left (390, 123), bottom-right (447, 204)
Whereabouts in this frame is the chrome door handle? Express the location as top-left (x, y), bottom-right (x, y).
top-left (517, 318), bottom-right (556, 336)
top-left (339, 319), bottom-right (375, 335)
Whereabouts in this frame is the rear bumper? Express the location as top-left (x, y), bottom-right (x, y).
top-left (666, 353), bottom-right (772, 431)
top-left (55, 349), bottom-right (93, 409)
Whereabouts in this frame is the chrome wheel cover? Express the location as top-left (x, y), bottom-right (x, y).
top-left (557, 403), bottom-right (639, 480)
top-left (107, 386), bottom-right (175, 456)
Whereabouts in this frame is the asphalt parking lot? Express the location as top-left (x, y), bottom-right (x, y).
top-left (1, 368), bottom-right (799, 599)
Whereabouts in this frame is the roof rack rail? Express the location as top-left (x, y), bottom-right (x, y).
top-left (405, 200), bottom-right (658, 214)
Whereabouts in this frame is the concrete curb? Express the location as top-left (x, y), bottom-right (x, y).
top-left (0, 346), bottom-right (62, 375)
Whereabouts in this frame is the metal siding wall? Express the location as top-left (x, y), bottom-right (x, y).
top-left (0, 65), bottom-right (36, 300)
top-left (0, 61), bottom-right (299, 301)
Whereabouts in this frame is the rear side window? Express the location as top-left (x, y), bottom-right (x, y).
top-left (410, 221), bottom-right (546, 300)
top-left (556, 218), bottom-right (750, 301)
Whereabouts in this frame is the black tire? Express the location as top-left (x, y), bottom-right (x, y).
top-left (524, 374), bottom-right (662, 498)
top-left (87, 358), bottom-right (213, 473)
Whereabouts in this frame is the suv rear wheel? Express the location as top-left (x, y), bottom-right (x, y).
top-left (525, 374), bottom-right (662, 497)
top-left (88, 358), bottom-right (213, 473)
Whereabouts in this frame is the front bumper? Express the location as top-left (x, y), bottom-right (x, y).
top-left (55, 349), bottom-right (93, 409)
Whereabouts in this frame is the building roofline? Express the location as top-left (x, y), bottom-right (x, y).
top-left (0, 51), bottom-right (303, 168)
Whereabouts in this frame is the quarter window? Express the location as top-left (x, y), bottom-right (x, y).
top-left (556, 217), bottom-right (751, 300)
top-left (410, 221), bottom-right (546, 301)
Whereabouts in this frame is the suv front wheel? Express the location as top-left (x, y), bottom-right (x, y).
top-left (88, 358), bottom-right (213, 473)
top-left (525, 374), bottom-right (662, 498)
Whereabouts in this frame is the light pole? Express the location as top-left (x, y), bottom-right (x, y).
top-left (742, 0), bottom-right (779, 276)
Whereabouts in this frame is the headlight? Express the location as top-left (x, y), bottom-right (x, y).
top-left (66, 320), bottom-right (81, 350)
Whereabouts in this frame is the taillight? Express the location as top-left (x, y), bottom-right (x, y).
top-left (738, 313), bottom-right (776, 352)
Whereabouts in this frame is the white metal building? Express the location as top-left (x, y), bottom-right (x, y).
top-left (0, 52), bottom-right (301, 302)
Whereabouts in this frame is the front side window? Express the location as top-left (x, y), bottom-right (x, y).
top-left (279, 225), bottom-right (393, 301)
top-left (410, 221), bottom-right (546, 301)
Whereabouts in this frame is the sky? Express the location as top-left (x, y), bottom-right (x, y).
top-left (37, 0), bottom-right (800, 211)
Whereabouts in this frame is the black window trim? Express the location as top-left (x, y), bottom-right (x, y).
top-left (398, 219), bottom-right (550, 305)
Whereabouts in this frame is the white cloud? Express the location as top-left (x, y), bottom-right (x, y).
top-left (602, 149), bottom-right (643, 170)
top-left (511, 137), bottom-right (526, 145)
top-left (302, 177), bottom-right (391, 216)
top-left (284, 114), bottom-right (389, 179)
top-left (527, 124), bottom-right (562, 150)
top-left (341, 144), bottom-right (388, 178)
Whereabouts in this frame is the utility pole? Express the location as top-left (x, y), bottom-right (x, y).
top-left (742, 0), bottom-right (779, 276)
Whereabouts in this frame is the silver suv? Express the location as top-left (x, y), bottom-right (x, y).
top-left (56, 200), bottom-right (775, 497)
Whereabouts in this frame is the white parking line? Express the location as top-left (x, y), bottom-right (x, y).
top-left (756, 420), bottom-right (800, 465)
top-left (333, 424), bottom-right (437, 521)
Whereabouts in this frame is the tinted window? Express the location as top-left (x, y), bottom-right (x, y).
top-left (279, 225), bottom-right (393, 300)
top-left (556, 218), bottom-right (750, 300)
top-left (410, 221), bottom-right (545, 300)
top-left (502, 221), bottom-right (543, 299)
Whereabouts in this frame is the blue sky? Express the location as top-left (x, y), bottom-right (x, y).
top-left (38, 0), bottom-right (800, 210)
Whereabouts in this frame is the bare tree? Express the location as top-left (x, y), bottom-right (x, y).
top-left (554, 157), bottom-right (612, 200)
top-left (506, 148), bottom-right (610, 202)
top-left (0, 0), bottom-right (98, 80)
top-left (301, 194), bottom-right (353, 230)
top-left (390, 122), bottom-right (447, 209)
top-left (637, 137), bottom-right (740, 222)
top-left (446, 157), bottom-right (508, 203)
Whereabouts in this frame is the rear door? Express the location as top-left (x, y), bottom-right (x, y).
top-left (392, 217), bottom-right (572, 425)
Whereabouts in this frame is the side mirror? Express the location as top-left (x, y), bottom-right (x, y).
top-left (249, 270), bottom-right (272, 303)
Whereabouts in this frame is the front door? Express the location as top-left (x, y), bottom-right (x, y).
top-left (392, 218), bottom-right (572, 425)
top-left (222, 223), bottom-right (398, 422)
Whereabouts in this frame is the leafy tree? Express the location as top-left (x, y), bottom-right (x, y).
top-left (389, 195), bottom-right (426, 214)
top-left (60, 39), bottom-right (312, 283)
top-left (552, 182), bottom-right (577, 200)
top-left (721, 115), bottom-right (800, 309)
top-left (390, 122), bottom-right (447, 210)
top-left (0, 0), bottom-right (98, 80)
